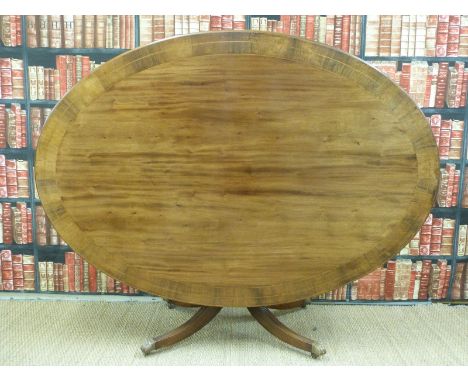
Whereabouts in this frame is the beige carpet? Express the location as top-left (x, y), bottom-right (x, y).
top-left (0, 299), bottom-right (466, 365)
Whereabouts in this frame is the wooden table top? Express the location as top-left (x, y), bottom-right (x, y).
top-left (35, 31), bottom-right (439, 307)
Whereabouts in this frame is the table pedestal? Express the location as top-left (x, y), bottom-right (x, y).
top-left (141, 305), bottom-right (326, 359)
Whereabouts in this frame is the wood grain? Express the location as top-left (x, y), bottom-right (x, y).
top-left (35, 31), bottom-right (440, 307)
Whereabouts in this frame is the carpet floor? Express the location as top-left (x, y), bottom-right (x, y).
top-left (0, 299), bottom-right (466, 365)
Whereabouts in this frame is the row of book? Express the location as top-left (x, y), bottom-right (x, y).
top-left (272, 15), bottom-right (362, 56)
top-left (314, 285), bottom-right (347, 301)
top-left (351, 259), bottom-right (451, 301)
top-left (35, 205), bottom-right (67, 246)
top-left (28, 55), bottom-right (103, 101)
top-left (0, 202), bottom-right (32, 245)
top-left (428, 115), bottom-right (464, 161)
top-left (0, 58), bottom-right (24, 99)
top-left (0, 155), bottom-right (29, 198)
top-left (139, 15), bottom-right (246, 46)
top-left (437, 163), bottom-right (460, 208)
top-left (366, 15), bottom-right (468, 57)
top-left (369, 60), bottom-right (468, 109)
top-left (399, 214), bottom-right (455, 256)
top-left (39, 252), bottom-right (138, 294)
top-left (26, 15), bottom-right (135, 49)
top-left (0, 250), bottom-right (34, 291)
top-left (0, 16), bottom-right (22, 47)
top-left (0, 103), bottom-right (27, 149)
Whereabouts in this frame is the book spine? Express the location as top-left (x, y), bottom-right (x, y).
top-left (65, 252), bottom-right (75, 292)
top-left (73, 15), bottom-right (83, 48)
top-left (325, 16), bottom-right (335, 47)
top-left (259, 17), bottom-right (268, 32)
top-left (451, 262), bottom-right (464, 299)
top-left (112, 15), bottom-right (120, 48)
top-left (415, 15), bottom-right (427, 56)
top-left (48, 15), bottom-right (62, 48)
top-left (418, 260), bottom-right (433, 300)
top-left (390, 16), bottom-right (402, 57)
top-left (400, 15), bottom-right (410, 56)
top-left (105, 15), bottom-right (113, 48)
top-left (341, 15), bottom-right (351, 53)
top-left (125, 15), bottom-right (131, 48)
top-left (22, 255), bottom-right (34, 291)
top-left (233, 15), bottom-right (246, 31)
top-left (425, 15), bottom-right (438, 56)
top-left (460, 16), bottom-right (468, 56)
top-left (436, 15), bottom-right (450, 57)
top-left (95, 15), bottom-right (106, 48)
top-left (46, 261), bottom-right (54, 291)
top-left (447, 15), bottom-right (461, 57)
top-left (139, 15), bottom-right (153, 46)
top-left (38, 261), bottom-right (47, 291)
top-left (384, 260), bottom-right (396, 300)
top-left (279, 15), bottom-right (290, 35)
top-left (1, 250), bottom-right (13, 290)
top-left (26, 15), bottom-right (38, 48)
top-left (435, 62), bottom-right (449, 108)
top-left (38, 15), bottom-right (48, 47)
top-left (378, 15), bottom-right (392, 56)
top-left (408, 15), bottom-right (416, 56)
top-left (83, 15), bottom-right (95, 48)
top-left (0, 58), bottom-right (13, 99)
top-left (222, 15), bottom-right (233, 31)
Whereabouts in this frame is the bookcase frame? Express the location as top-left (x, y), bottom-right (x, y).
top-left (0, 15), bottom-right (467, 304)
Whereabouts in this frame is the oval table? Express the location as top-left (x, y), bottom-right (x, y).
top-left (35, 31), bottom-right (440, 358)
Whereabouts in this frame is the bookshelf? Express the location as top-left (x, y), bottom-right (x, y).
top-left (0, 15), bottom-right (467, 304)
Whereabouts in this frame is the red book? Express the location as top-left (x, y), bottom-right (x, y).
top-left (88, 263), bottom-right (97, 293)
top-left (454, 62), bottom-right (465, 108)
top-left (418, 260), bottom-right (433, 300)
top-left (441, 265), bottom-right (451, 299)
top-left (436, 15), bottom-right (449, 57)
top-left (436, 260), bottom-right (448, 299)
top-left (423, 68), bottom-right (433, 107)
top-left (0, 105), bottom-right (6, 148)
top-left (221, 15), bottom-right (233, 30)
top-left (408, 264), bottom-right (417, 300)
top-left (280, 16), bottom-right (291, 35)
top-left (370, 269), bottom-right (381, 300)
top-left (384, 261), bottom-right (396, 300)
top-left (210, 15), bottom-right (222, 31)
top-left (341, 15), bottom-right (351, 52)
top-left (2, 202), bottom-right (12, 244)
top-left (333, 15), bottom-right (343, 49)
top-left (295, 16), bottom-right (302, 36)
top-left (1, 250), bottom-right (13, 290)
top-left (121, 282), bottom-right (129, 294)
top-left (55, 55), bottom-right (67, 98)
top-left (305, 15), bottom-right (314, 40)
top-left (79, 255), bottom-right (84, 292)
top-left (447, 15), bottom-right (460, 56)
top-left (64, 251), bottom-right (75, 292)
top-left (107, 276), bottom-right (115, 293)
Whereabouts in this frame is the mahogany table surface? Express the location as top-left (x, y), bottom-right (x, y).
top-left (35, 31), bottom-right (439, 307)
